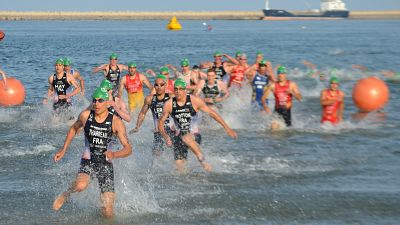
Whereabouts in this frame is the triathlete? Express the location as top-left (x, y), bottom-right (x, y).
top-left (261, 66), bottom-right (302, 129)
top-left (246, 60), bottom-right (275, 111)
top-left (168, 59), bottom-right (200, 93)
top-left (320, 77), bottom-right (344, 124)
top-left (92, 53), bottom-right (128, 97)
top-left (130, 74), bottom-right (174, 155)
top-left (200, 51), bottom-right (238, 82)
top-left (44, 58), bottom-right (80, 111)
top-left (194, 68), bottom-right (229, 109)
top-left (158, 78), bottom-right (237, 173)
top-left (118, 62), bottom-right (152, 112)
top-left (52, 87), bottom-right (132, 218)
top-left (226, 53), bottom-right (250, 88)
top-left (63, 57), bottom-right (85, 97)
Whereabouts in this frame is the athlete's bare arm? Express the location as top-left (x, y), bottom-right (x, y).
top-left (105, 117), bottom-right (132, 160)
top-left (111, 98), bottom-right (131, 123)
top-left (65, 74), bottom-right (81, 99)
top-left (118, 64), bottom-right (129, 72)
top-left (0, 69), bottom-right (7, 87)
top-left (290, 82), bottom-right (302, 101)
top-left (218, 81), bottom-right (230, 102)
top-left (192, 96), bottom-right (237, 138)
top-left (261, 84), bottom-right (274, 113)
top-left (158, 99), bottom-right (173, 146)
top-left (92, 64), bottom-right (108, 74)
top-left (118, 76), bottom-right (126, 99)
top-left (74, 71), bottom-right (85, 96)
top-left (194, 80), bottom-right (205, 97)
top-left (44, 75), bottom-right (55, 104)
top-left (131, 95), bottom-right (152, 133)
top-left (140, 74), bottom-right (153, 90)
top-left (54, 110), bottom-right (89, 162)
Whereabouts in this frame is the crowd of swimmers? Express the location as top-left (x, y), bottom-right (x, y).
top-left (33, 51), bottom-right (346, 218)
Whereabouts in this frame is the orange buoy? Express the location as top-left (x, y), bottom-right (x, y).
top-left (352, 77), bottom-right (389, 112)
top-left (0, 30), bottom-right (5, 41)
top-left (0, 77), bottom-right (26, 106)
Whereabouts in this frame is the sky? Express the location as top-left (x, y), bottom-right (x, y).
top-left (0, 0), bottom-right (399, 11)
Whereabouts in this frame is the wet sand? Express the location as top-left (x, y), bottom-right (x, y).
top-left (0, 10), bottom-right (399, 20)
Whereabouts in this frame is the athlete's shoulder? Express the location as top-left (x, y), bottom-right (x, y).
top-left (164, 98), bottom-right (173, 107)
top-left (189, 95), bottom-right (204, 105)
top-left (117, 64), bottom-right (126, 69)
top-left (112, 113), bottom-right (123, 124)
top-left (79, 109), bottom-right (91, 121)
top-left (144, 94), bottom-right (154, 103)
top-left (65, 72), bottom-right (74, 79)
top-left (73, 70), bottom-right (81, 76)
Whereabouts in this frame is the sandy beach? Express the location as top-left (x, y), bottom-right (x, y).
top-left (0, 10), bottom-right (400, 20)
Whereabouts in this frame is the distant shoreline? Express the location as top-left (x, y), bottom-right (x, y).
top-left (1, 10), bottom-right (400, 20)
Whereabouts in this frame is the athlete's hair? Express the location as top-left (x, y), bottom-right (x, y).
top-left (207, 68), bottom-right (216, 73)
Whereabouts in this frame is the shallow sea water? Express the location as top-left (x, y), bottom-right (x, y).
top-left (0, 19), bottom-right (400, 224)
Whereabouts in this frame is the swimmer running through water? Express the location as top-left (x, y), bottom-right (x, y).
top-left (118, 62), bottom-right (152, 112)
top-left (320, 77), bottom-right (344, 124)
top-left (53, 87), bottom-right (132, 218)
top-left (168, 59), bottom-right (200, 94)
top-left (246, 59), bottom-right (275, 111)
top-left (158, 78), bottom-right (237, 173)
top-left (194, 68), bottom-right (229, 108)
top-left (262, 66), bottom-right (302, 129)
top-left (44, 58), bottom-right (80, 111)
top-left (130, 74), bottom-right (175, 155)
top-left (92, 53), bottom-right (128, 97)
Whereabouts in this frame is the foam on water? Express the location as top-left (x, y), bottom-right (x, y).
top-left (2, 144), bottom-right (56, 157)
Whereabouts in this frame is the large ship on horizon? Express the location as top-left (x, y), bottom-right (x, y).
top-left (262, 0), bottom-right (349, 20)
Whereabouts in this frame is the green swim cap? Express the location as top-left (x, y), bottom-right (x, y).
top-left (128, 62), bottom-right (137, 68)
top-left (235, 51), bottom-right (242, 57)
top-left (214, 51), bottom-right (222, 57)
top-left (55, 58), bottom-right (64, 65)
top-left (99, 79), bottom-right (113, 91)
top-left (160, 66), bottom-right (169, 74)
top-left (109, 53), bottom-right (118, 60)
top-left (63, 57), bottom-right (71, 66)
top-left (155, 74), bottom-right (166, 81)
top-left (330, 76), bottom-right (340, 83)
top-left (259, 60), bottom-right (267, 66)
top-left (92, 87), bottom-right (109, 100)
top-left (181, 58), bottom-right (190, 66)
top-left (174, 78), bottom-right (187, 89)
top-left (277, 66), bottom-right (287, 74)
top-left (256, 51), bottom-right (263, 56)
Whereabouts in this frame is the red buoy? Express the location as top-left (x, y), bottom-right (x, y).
top-left (0, 77), bottom-right (26, 106)
top-left (352, 77), bottom-right (389, 112)
top-left (0, 30), bottom-right (5, 41)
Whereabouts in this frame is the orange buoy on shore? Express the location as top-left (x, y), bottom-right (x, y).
top-left (167, 16), bottom-right (182, 30)
top-left (0, 77), bottom-right (26, 106)
top-left (0, 30), bottom-right (5, 41)
top-left (352, 77), bottom-right (389, 112)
